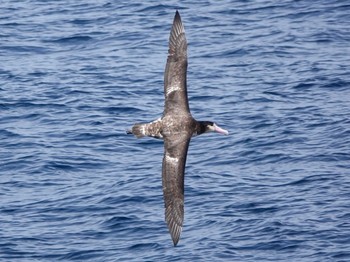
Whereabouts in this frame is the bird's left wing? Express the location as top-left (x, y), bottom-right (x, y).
top-left (163, 11), bottom-right (190, 116)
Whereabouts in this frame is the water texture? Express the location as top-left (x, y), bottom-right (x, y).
top-left (1, 1), bottom-right (350, 261)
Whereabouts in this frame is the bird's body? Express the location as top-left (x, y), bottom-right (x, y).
top-left (127, 11), bottom-right (228, 246)
top-left (129, 114), bottom-right (204, 139)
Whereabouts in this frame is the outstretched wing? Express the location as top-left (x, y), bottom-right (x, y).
top-left (162, 132), bottom-right (191, 246)
top-left (163, 11), bottom-right (190, 116)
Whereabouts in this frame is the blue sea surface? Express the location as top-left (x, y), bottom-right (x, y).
top-left (1, 1), bottom-right (350, 261)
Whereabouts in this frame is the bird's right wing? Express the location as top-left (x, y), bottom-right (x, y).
top-left (162, 132), bottom-right (191, 246)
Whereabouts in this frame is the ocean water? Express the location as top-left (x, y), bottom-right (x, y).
top-left (1, 1), bottom-right (350, 261)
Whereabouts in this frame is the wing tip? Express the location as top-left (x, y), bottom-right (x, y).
top-left (168, 10), bottom-right (186, 52)
top-left (172, 232), bottom-right (181, 246)
top-left (165, 199), bottom-right (184, 246)
top-left (169, 223), bottom-right (183, 246)
top-left (173, 10), bottom-right (182, 27)
top-left (175, 10), bottom-right (180, 20)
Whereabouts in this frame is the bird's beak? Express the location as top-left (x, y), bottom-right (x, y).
top-left (213, 123), bottom-right (229, 135)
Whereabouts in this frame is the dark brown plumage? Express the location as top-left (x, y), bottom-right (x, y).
top-left (127, 11), bottom-right (228, 246)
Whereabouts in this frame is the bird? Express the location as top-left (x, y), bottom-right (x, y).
top-left (127, 10), bottom-right (228, 246)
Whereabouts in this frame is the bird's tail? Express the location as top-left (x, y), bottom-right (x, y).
top-left (126, 123), bottom-right (146, 138)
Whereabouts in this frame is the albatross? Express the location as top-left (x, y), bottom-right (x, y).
top-left (127, 10), bottom-right (228, 246)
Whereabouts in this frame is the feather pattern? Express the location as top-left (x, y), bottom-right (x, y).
top-left (162, 133), bottom-right (191, 246)
top-left (163, 11), bottom-right (189, 116)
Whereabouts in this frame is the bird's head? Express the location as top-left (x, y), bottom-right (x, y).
top-left (199, 121), bottom-right (229, 135)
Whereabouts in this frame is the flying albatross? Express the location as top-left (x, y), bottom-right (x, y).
top-left (127, 10), bottom-right (228, 246)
